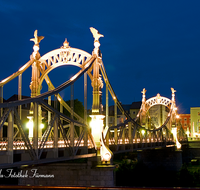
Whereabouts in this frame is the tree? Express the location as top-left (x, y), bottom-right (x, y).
top-left (64, 99), bottom-right (84, 119)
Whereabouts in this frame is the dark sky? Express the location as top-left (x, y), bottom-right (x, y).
top-left (0, 0), bottom-right (200, 114)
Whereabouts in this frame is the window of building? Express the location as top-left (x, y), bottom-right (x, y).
top-left (184, 118), bottom-right (187, 121)
top-left (198, 112), bottom-right (200, 116)
top-left (133, 111), bottom-right (135, 115)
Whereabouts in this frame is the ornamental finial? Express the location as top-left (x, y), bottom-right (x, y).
top-left (141, 88), bottom-right (147, 95)
top-left (63, 38), bottom-right (69, 48)
top-left (171, 88), bottom-right (176, 94)
top-left (30, 30), bottom-right (44, 45)
top-left (30, 30), bottom-right (43, 59)
top-left (90, 27), bottom-right (104, 41)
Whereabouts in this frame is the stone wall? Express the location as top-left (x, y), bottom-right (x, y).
top-left (18, 158), bottom-right (115, 187)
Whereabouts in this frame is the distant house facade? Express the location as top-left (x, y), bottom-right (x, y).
top-left (176, 114), bottom-right (190, 133)
top-left (107, 101), bottom-right (142, 127)
top-left (190, 107), bottom-right (200, 137)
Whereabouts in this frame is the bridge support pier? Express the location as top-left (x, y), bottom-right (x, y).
top-left (18, 157), bottom-right (115, 186)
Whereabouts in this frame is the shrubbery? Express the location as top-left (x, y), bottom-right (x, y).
top-left (115, 160), bottom-right (200, 187)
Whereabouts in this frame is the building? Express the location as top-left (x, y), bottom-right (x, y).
top-left (107, 101), bottom-right (142, 127)
top-left (190, 107), bottom-right (200, 137)
top-left (176, 114), bottom-right (190, 135)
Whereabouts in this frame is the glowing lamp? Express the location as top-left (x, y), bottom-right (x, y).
top-left (141, 130), bottom-right (145, 135)
top-left (26, 119), bottom-right (33, 138)
top-left (90, 115), bottom-right (105, 148)
top-left (102, 152), bottom-right (111, 162)
top-left (177, 142), bottom-right (181, 149)
top-left (40, 123), bottom-right (44, 129)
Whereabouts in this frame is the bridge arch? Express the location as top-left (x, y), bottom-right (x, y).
top-left (38, 46), bottom-right (92, 87)
top-left (145, 94), bottom-right (172, 112)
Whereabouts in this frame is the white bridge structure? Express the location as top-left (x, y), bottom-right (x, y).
top-left (0, 28), bottom-right (187, 168)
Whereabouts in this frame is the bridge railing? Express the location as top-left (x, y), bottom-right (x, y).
top-left (105, 120), bottom-right (177, 153)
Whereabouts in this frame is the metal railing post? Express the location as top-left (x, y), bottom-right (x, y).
top-left (7, 110), bottom-right (13, 163)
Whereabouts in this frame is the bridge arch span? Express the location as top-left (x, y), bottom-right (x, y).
top-left (145, 95), bottom-right (172, 112)
top-left (38, 47), bottom-right (92, 87)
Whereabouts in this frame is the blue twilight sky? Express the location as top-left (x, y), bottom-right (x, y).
top-left (0, 0), bottom-right (200, 114)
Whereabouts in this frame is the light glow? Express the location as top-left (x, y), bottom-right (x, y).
top-left (27, 119), bottom-right (33, 138)
top-left (40, 123), bottom-right (44, 129)
top-left (102, 153), bottom-right (111, 162)
top-left (171, 127), bottom-right (181, 149)
top-left (141, 130), bottom-right (145, 135)
top-left (90, 115), bottom-right (105, 148)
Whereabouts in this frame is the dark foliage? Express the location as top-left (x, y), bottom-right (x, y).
top-left (115, 160), bottom-right (200, 187)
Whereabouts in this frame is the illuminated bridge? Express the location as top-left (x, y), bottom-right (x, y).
top-left (0, 28), bottom-right (187, 169)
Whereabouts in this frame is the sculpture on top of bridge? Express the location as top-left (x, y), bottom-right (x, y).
top-left (30, 30), bottom-right (44, 45)
top-left (90, 27), bottom-right (104, 42)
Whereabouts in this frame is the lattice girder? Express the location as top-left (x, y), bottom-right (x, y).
top-left (145, 96), bottom-right (172, 111)
top-left (38, 48), bottom-right (92, 86)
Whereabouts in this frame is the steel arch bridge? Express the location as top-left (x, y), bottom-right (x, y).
top-left (0, 28), bottom-right (187, 168)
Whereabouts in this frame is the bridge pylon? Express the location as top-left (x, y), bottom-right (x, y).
top-left (89, 27), bottom-right (112, 164)
top-left (28, 30), bottom-right (44, 140)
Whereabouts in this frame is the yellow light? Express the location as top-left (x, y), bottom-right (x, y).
top-left (141, 130), bottom-right (145, 135)
top-left (102, 153), bottom-right (111, 162)
top-left (90, 115), bottom-right (105, 148)
top-left (171, 128), bottom-right (176, 136)
top-left (176, 115), bottom-right (180, 119)
top-left (177, 142), bottom-right (181, 149)
top-left (27, 120), bottom-right (33, 129)
top-left (27, 120), bottom-right (33, 138)
top-left (40, 123), bottom-right (44, 129)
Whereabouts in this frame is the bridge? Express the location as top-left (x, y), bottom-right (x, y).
top-left (0, 28), bottom-right (187, 169)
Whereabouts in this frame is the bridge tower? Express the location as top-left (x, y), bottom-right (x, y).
top-left (89, 28), bottom-right (112, 164)
top-left (28, 30), bottom-right (44, 140)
